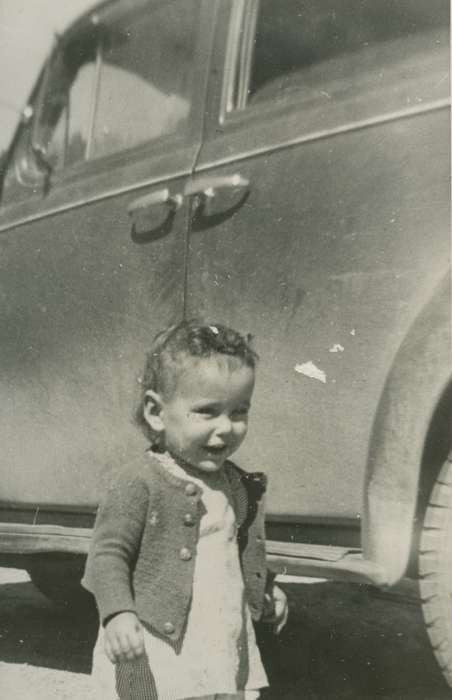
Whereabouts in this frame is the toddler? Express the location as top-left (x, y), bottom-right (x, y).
top-left (82, 320), bottom-right (288, 700)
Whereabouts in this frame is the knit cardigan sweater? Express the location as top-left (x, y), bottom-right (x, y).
top-left (82, 453), bottom-right (272, 645)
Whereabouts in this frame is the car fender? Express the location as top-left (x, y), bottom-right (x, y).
top-left (362, 273), bottom-right (451, 585)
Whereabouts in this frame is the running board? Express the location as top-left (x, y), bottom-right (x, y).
top-left (0, 523), bottom-right (91, 555)
top-left (266, 541), bottom-right (389, 586)
top-left (0, 524), bottom-right (389, 587)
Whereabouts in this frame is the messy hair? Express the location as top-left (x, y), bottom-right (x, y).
top-left (135, 319), bottom-right (258, 441)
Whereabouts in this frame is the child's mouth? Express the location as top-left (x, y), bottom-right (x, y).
top-left (204, 445), bottom-right (228, 457)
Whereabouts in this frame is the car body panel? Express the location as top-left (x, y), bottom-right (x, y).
top-left (0, 0), bottom-right (217, 507)
top-left (185, 0), bottom-right (450, 519)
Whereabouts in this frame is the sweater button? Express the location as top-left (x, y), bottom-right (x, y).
top-left (163, 622), bottom-right (175, 635)
top-left (183, 513), bottom-right (195, 526)
top-left (179, 546), bottom-right (192, 560)
top-left (185, 483), bottom-right (197, 496)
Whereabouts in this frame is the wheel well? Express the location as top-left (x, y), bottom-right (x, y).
top-left (407, 379), bottom-right (452, 575)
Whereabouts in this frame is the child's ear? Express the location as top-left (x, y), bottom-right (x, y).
top-left (143, 390), bottom-right (165, 434)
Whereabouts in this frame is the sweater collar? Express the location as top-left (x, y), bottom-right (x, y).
top-left (145, 448), bottom-right (267, 496)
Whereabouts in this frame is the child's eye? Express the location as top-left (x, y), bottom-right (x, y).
top-left (193, 406), bottom-right (215, 417)
top-left (232, 407), bottom-right (249, 419)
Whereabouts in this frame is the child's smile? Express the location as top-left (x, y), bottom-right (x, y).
top-left (153, 355), bottom-right (255, 472)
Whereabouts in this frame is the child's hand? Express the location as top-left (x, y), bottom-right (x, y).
top-left (104, 611), bottom-right (145, 663)
top-left (263, 584), bottom-right (289, 635)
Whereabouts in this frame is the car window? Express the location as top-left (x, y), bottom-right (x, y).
top-left (1, 0), bottom-right (198, 206)
top-left (46, 60), bottom-right (97, 170)
top-left (91, 3), bottom-right (192, 159)
top-left (230, 0), bottom-right (448, 112)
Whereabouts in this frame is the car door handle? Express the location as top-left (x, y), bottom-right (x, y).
top-left (127, 188), bottom-right (183, 244)
top-left (185, 174), bottom-right (250, 232)
top-left (184, 174), bottom-right (249, 199)
top-left (127, 188), bottom-right (183, 216)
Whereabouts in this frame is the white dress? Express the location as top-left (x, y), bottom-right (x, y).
top-left (91, 455), bottom-right (268, 700)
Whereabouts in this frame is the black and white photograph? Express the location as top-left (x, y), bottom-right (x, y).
top-left (0, 1), bottom-right (450, 698)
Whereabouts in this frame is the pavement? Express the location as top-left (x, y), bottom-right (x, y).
top-left (0, 568), bottom-right (451, 699)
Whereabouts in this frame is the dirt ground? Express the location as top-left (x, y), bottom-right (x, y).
top-left (0, 568), bottom-right (451, 700)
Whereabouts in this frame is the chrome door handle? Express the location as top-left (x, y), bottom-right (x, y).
top-left (184, 174), bottom-right (249, 199)
top-left (186, 174), bottom-right (250, 232)
top-left (127, 188), bottom-right (183, 216)
top-left (127, 188), bottom-right (183, 243)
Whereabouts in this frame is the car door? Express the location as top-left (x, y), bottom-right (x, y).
top-left (185, 0), bottom-right (450, 526)
top-left (0, 0), bottom-right (216, 514)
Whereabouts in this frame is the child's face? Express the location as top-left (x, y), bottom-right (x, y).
top-left (156, 356), bottom-right (255, 473)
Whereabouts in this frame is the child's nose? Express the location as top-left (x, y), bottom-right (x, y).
top-left (215, 414), bottom-right (233, 435)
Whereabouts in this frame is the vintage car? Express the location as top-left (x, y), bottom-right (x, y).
top-left (0, 0), bottom-right (450, 686)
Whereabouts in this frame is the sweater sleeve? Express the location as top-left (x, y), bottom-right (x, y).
top-left (82, 469), bottom-right (149, 624)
